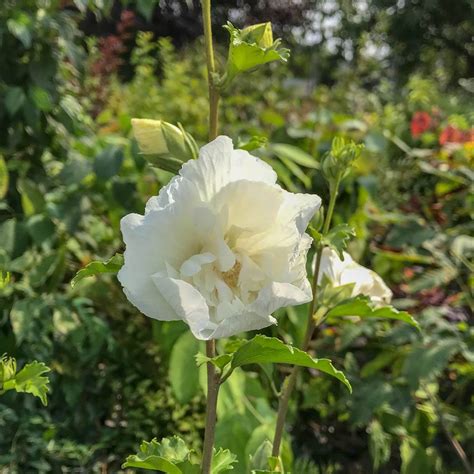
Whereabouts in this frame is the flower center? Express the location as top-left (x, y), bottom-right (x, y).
top-left (221, 260), bottom-right (241, 288)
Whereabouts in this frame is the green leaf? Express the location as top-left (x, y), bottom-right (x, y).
top-left (5, 87), bottom-right (26, 116)
top-left (400, 439), bottom-right (430, 474)
top-left (325, 295), bottom-right (419, 329)
top-left (93, 145), bottom-right (124, 181)
top-left (10, 361), bottom-right (51, 406)
top-left (1, 358), bottom-right (51, 406)
top-left (237, 135), bottom-right (268, 152)
top-left (271, 143), bottom-right (319, 169)
top-left (123, 437), bottom-right (190, 473)
top-left (17, 179), bottom-right (45, 216)
top-left (211, 448), bottom-right (238, 473)
top-left (169, 332), bottom-right (201, 403)
top-left (122, 437), bottom-right (201, 473)
top-left (7, 13), bottom-right (32, 48)
top-left (368, 419), bottom-right (391, 471)
top-left (71, 253), bottom-right (124, 287)
top-left (230, 335), bottom-right (351, 392)
top-left (0, 271), bottom-right (10, 289)
top-left (402, 339), bottom-right (459, 389)
top-left (323, 224), bottom-right (356, 259)
top-left (223, 22), bottom-right (289, 84)
top-left (0, 155), bottom-right (9, 199)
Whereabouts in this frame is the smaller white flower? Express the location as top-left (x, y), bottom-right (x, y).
top-left (317, 248), bottom-right (392, 304)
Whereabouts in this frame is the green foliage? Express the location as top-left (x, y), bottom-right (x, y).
top-left (222, 22), bottom-right (289, 87)
top-left (123, 436), bottom-right (236, 473)
top-left (70, 253), bottom-right (124, 287)
top-left (1, 1), bottom-right (472, 472)
top-left (325, 295), bottom-right (420, 329)
top-left (322, 224), bottom-right (356, 259)
top-left (201, 335), bottom-right (351, 392)
top-left (0, 356), bottom-right (50, 406)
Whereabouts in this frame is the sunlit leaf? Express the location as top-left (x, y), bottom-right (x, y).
top-left (229, 335), bottom-right (351, 392)
top-left (325, 295), bottom-right (419, 329)
top-left (323, 224), bottom-right (356, 259)
top-left (71, 253), bottom-right (124, 287)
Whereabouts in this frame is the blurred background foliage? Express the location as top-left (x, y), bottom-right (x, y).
top-left (0, 0), bottom-right (473, 473)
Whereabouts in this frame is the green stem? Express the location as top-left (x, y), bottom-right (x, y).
top-left (272, 178), bottom-right (340, 458)
top-left (201, 340), bottom-right (221, 474)
top-left (200, 2), bottom-right (221, 473)
top-left (201, 0), bottom-right (220, 140)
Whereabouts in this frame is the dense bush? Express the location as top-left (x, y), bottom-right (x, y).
top-left (1, 1), bottom-right (472, 473)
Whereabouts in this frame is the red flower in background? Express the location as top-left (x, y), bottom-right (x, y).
top-left (439, 125), bottom-right (465, 145)
top-left (410, 111), bottom-right (432, 138)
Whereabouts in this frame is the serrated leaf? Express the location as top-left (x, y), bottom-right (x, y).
top-left (122, 436), bottom-right (195, 473)
top-left (402, 339), bottom-right (459, 389)
top-left (323, 224), bottom-right (356, 259)
top-left (212, 448), bottom-right (238, 473)
top-left (2, 360), bottom-right (51, 406)
top-left (223, 22), bottom-right (289, 84)
top-left (71, 253), bottom-right (123, 287)
top-left (325, 295), bottom-right (419, 329)
top-left (230, 335), bottom-right (351, 392)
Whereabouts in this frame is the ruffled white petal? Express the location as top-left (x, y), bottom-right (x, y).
top-left (119, 135), bottom-right (322, 339)
top-left (180, 136), bottom-right (277, 202)
top-left (318, 248), bottom-right (392, 304)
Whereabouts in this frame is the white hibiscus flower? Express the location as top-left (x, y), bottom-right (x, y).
top-left (318, 248), bottom-right (392, 305)
top-left (118, 136), bottom-right (321, 340)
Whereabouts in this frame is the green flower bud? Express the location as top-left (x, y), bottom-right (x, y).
top-left (322, 137), bottom-right (364, 186)
top-left (249, 440), bottom-right (273, 471)
top-left (131, 119), bottom-right (185, 156)
top-left (131, 119), bottom-right (199, 173)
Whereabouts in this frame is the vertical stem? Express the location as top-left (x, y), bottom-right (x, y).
top-left (200, 2), bottom-right (221, 472)
top-left (201, 0), bottom-right (220, 140)
top-left (272, 180), bottom-right (340, 458)
top-left (201, 340), bottom-right (221, 474)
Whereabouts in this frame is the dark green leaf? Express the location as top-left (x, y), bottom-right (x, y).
top-left (230, 335), bottom-right (351, 391)
top-left (93, 146), bottom-right (124, 181)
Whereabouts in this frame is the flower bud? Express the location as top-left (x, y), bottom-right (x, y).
top-left (322, 137), bottom-right (364, 186)
top-left (0, 356), bottom-right (16, 383)
top-left (241, 22), bottom-right (274, 48)
top-left (131, 118), bottom-right (185, 156)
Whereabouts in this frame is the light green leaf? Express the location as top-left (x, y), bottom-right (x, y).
top-left (325, 295), bottom-right (419, 329)
top-left (271, 143), bottom-right (319, 169)
top-left (169, 332), bottom-right (201, 403)
top-left (212, 448), bottom-right (238, 473)
top-left (323, 224), bottom-right (356, 259)
top-left (71, 253), bottom-right (124, 287)
top-left (122, 436), bottom-right (194, 473)
top-left (400, 438), bottom-right (430, 474)
top-left (0, 271), bottom-right (10, 289)
top-left (230, 335), bottom-right (351, 392)
top-left (1, 358), bottom-right (51, 406)
top-left (223, 22), bottom-right (289, 84)
top-left (237, 135), bottom-right (268, 152)
top-left (0, 155), bottom-right (8, 199)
